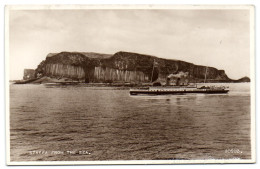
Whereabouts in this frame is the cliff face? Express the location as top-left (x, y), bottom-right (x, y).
top-left (35, 51), bottom-right (231, 83)
top-left (45, 64), bottom-right (85, 79)
top-left (109, 52), bottom-right (230, 82)
top-left (93, 66), bottom-right (149, 83)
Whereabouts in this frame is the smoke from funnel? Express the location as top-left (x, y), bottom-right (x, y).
top-left (167, 72), bottom-right (189, 78)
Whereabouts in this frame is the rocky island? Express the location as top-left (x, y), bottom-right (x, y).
top-left (18, 51), bottom-right (249, 85)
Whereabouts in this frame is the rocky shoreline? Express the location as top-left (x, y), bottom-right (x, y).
top-left (12, 76), bottom-right (250, 87)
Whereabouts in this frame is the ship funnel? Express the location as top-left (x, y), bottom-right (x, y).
top-left (166, 72), bottom-right (189, 86)
top-left (167, 72), bottom-right (189, 79)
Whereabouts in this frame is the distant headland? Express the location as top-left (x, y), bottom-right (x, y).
top-left (14, 51), bottom-right (250, 85)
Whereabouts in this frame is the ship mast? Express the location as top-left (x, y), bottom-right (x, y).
top-left (151, 59), bottom-right (155, 83)
top-left (204, 67), bottom-right (208, 83)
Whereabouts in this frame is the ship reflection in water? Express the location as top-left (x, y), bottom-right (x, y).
top-left (9, 83), bottom-right (251, 161)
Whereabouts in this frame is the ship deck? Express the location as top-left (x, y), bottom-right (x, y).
top-left (129, 87), bottom-right (229, 95)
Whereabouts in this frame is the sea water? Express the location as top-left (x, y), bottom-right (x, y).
top-left (9, 83), bottom-right (251, 161)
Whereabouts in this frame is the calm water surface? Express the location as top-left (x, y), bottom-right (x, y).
top-left (9, 83), bottom-right (251, 161)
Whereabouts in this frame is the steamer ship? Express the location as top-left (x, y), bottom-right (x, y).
top-left (129, 60), bottom-right (229, 95)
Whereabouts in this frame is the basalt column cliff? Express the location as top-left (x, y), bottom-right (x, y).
top-left (35, 51), bottom-right (231, 83)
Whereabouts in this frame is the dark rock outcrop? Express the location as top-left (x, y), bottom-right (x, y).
top-left (35, 51), bottom-right (232, 83)
top-left (235, 76), bottom-right (250, 82)
top-left (23, 69), bottom-right (35, 80)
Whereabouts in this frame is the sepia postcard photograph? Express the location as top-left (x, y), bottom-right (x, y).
top-left (5, 5), bottom-right (255, 165)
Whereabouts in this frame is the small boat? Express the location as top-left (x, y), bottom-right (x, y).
top-left (44, 82), bottom-right (79, 86)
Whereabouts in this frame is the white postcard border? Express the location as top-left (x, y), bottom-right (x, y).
top-left (5, 4), bottom-right (256, 165)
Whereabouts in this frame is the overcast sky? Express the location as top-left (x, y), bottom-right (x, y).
top-left (9, 9), bottom-right (251, 80)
